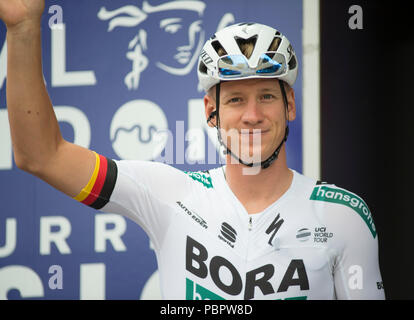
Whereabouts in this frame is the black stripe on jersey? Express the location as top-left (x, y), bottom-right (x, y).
top-left (221, 222), bottom-right (237, 242)
top-left (90, 158), bottom-right (118, 210)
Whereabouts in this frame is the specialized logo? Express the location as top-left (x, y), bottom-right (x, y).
top-left (184, 170), bottom-right (213, 189)
top-left (200, 49), bottom-right (213, 65)
top-left (218, 222), bottom-right (237, 248)
top-left (265, 213), bottom-right (284, 246)
top-left (310, 185), bottom-right (376, 238)
top-left (176, 201), bottom-right (208, 229)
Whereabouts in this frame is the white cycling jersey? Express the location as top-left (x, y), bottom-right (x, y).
top-left (75, 154), bottom-right (385, 300)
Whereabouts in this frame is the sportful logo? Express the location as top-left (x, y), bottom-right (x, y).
top-left (310, 185), bottom-right (377, 238)
top-left (184, 170), bottom-right (213, 189)
top-left (219, 222), bottom-right (237, 248)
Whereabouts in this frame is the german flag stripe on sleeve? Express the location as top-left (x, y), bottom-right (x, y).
top-left (73, 152), bottom-right (118, 210)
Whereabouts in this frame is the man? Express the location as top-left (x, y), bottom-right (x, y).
top-left (1, 0), bottom-right (384, 299)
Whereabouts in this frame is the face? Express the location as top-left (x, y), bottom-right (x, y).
top-left (204, 79), bottom-right (296, 164)
top-left (146, 11), bottom-right (204, 75)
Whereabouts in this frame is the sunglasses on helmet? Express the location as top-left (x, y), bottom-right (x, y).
top-left (217, 51), bottom-right (287, 79)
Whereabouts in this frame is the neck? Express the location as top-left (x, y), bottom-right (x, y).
top-left (223, 146), bottom-right (293, 214)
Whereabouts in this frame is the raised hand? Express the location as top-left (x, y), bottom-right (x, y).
top-left (0, 0), bottom-right (45, 29)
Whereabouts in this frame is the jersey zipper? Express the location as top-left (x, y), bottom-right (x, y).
top-left (248, 216), bottom-right (253, 231)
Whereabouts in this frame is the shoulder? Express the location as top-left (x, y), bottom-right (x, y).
top-left (182, 169), bottom-right (215, 189)
top-left (114, 159), bottom-right (182, 175)
top-left (113, 161), bottom-right (225, 195)
top-left (290, 171), bottom-right (377, 240)
top-left (308, 180), bottom-right (377, 240)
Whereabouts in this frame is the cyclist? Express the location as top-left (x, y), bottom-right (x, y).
top-left (0, 0), bottom-right (384, 299)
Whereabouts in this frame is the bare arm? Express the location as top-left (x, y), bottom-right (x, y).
top-left (1, 0), bottom-right (95, 197)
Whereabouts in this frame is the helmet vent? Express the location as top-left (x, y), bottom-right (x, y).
top-left (235, 36), bottom-right (258, 59)
top-left (267, 37), bottom-right (281, 51)
top-left (198, 61), bottom-right (208, 74)
top-left (288, 55), bottom-right (297, 70)
top-left (211, 40), bottom-right (228, 56)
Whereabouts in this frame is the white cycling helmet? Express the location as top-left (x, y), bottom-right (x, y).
top-left (197, 22), bottom-right (298, 92)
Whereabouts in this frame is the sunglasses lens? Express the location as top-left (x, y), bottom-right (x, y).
top-left (256, 64), bottom-right (282, 74)
top-left (217, 52), bottom-right (286, 78)
top-left (219, 68), bottom-right (242, 76)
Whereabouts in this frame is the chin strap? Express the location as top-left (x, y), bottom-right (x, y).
top-left (211, 80), bottom-right (290, 169)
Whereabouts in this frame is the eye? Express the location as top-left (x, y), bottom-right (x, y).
top-left (261, 94), bottom-right (275, 101)
top-left (164, 24), bottom-right (182, 34)
top-left (227, 97), bottom-right (243, 104)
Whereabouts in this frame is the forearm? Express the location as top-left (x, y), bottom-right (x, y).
top-left (6, 22), bottom-right (63, 172)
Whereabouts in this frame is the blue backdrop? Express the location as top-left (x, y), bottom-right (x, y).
top-left (0, 0), bottom-right (303, 299)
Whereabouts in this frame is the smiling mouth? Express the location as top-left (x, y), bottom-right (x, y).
top-left (239, 129), bottom-right (270, 135)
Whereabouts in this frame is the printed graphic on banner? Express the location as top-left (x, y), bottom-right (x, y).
top-left (110, 99), bottom-right (169, 160)
top-left (97, 1), bottom-right (206, 90)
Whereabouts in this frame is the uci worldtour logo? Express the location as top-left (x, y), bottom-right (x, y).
top-left (295, 227), bottom-right (334, 243)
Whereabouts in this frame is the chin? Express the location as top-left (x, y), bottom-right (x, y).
top-left (237, 147), bottom-right (265, 164)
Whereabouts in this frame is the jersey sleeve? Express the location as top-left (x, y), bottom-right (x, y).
top-left (72, 152), bottom-right (192, 251)
top-left (311, 184), bottom-right (385, 299)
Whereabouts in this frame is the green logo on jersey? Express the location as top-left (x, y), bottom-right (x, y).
top-left (184, 171), bottom-right (213, 189)
top-left (186, 278), bottom-right (308, 300)
top-left (310, 186), bottom-right (376, 238)
top-left (186, 278), bottom-right (225, 300)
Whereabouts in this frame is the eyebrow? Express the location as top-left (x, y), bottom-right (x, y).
top-left (222, 91), bottom-right (244, 100)
top-left (222, 87), bottom-right (279, 99)
top-left (160, 18), bottom-right (182, 28)
top-left (258, 87), bottom-right (279, 92)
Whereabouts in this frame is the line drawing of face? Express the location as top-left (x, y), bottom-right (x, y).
top-left (98, 0), bottom-right (207, 90)
top-left (154, 16), bottom-right (204, 75)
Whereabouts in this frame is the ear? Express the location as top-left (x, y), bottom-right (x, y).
top-left (286, 87), bottom-right (296, 121)
top-left (204, 94), bottom-right (217, 127)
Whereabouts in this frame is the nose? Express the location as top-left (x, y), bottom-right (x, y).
top-left (241, 100), bottom-right (264, 126)
top-left (177, 20), bottom-right (202, 51)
